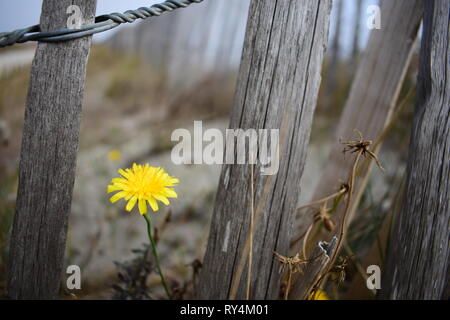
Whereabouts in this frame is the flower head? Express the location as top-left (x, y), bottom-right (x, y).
top-left (107, 163), bottom-right (179, 215)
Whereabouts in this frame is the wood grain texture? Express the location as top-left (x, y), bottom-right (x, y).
top-left (198, 0), bottom-right (332, 299)
top-left (291, 0), bottom-right (422, 253)
top-left (7, 0), bottom-right (96, 299)
top-left (380, 0), bottom-right (450, 300)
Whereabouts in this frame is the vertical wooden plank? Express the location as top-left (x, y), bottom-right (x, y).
top-left (7, 0), bottom-right (96, 299)
top-left (380, 0), bottom-right (449, 300)
top-left (198, 0), bottom-right (332, 299)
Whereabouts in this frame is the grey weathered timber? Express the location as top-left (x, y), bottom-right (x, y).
top-left (289, 0), bottom-right (423, 299)
top-left (291, 0), bottom-right (423, 253)
top-left (380, 0), bottom-right (450, 300)
top-left (198, 0), bottom-right (332, 299)
top-left (7, 0), bottom-right (96, 299)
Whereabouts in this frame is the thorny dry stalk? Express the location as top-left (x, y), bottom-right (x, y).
top-left (292, 183), bottom-right (349, 248)
top-left (329, 255), bottom-right (351, 286)
top-left (296, 186), bottom-right (348, 211)
top-left (351, 88), bottom-right (414, 182)
top-left (340, 129), bottom-right (385, 172)
top-left (274, 252), bottom-right (310, 300)
top-left (308, 130), bottom-right (383, 297)
top-left (297, 91), bottom-right (410, 299)
top-left (302, 224), bottom-right (314, 260)
top-left (329, 255), bottom-right (351, 300)
top-left (285, 177), bottom-right (349, 298)
top-left (308, 150), bottom-right (362, 297)
top-left (301, 203), bottom-right (336, 260)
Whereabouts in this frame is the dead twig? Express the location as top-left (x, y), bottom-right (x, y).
top-left (309, 130), bottom-right (383, 295)
top-left (292, 183), bottom-right (349, 249)
top-left (296, 184), bottom-right (349, 211)
top-left (274, 252), bottom-right (310, 300)
top-left (301, 203), bottom-right (336, 259)
top-left (340, 129), bottom-right (384, 172)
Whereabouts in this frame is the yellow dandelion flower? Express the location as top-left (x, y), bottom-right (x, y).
top-left (108, 149), bottom-right (122, 161)
top-left (107, 163), bottom-right (179, 215)
top-left (309, 289), bottom-right (330, 300)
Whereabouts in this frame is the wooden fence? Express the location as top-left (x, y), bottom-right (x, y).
top-left (4, 0), bottom-right (449, 300)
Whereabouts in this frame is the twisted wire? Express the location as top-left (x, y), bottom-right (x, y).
top-left (0, 0), bottom-right (204, 48)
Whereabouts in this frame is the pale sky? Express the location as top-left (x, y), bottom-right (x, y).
top-left (0, 0), bottom-right (379, 56)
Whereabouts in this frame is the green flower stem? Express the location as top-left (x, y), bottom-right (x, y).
top-left (143, 213), bottom-right (171, 299)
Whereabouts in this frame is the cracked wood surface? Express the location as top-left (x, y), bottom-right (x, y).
top-left (198, 0), bottom-right (332, 299)
top-left (7, 0), bottom-right (96, 299)
top-left (380, 0), bottom-right (450, 300)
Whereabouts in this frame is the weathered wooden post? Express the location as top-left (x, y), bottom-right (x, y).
top-left (198, 0), bottom-right (332, 299)
top-left (289, 0), bottom-right (423, 299)
top-left (7, 0), bottom-right (96, 299)
top-left (380, 0), bottom-right (449, 300)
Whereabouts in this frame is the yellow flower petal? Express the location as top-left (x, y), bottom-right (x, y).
top-left (118, 169), bottom-right (130, 179)
top-left (127, 192), bottom-right (136, 200)
top-left (110, 191), bottom-right (127, 203)
top-left (112, 178), bottom-right (127, 184)
top-left (148, 197), bottom-right (159, 212)
top-left (153, 195), bottom-right (170, 205)
top-left (108, 185), bottom-right (122, 193)
top-left (138, 198), bottom-right (147, 215)
top-left (163, 189), bottom-right (178, 198)
top-left (126, 196), bottom-right (138, 212)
